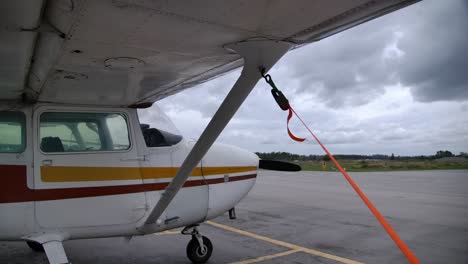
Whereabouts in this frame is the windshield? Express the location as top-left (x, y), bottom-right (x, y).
top-left (138, 105), bottom-right (183, 147)
top-left (138, 104), bottom-right (181, 136)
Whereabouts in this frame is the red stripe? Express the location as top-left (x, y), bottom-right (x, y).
top-left (0, 165), bottom-right (256, 203)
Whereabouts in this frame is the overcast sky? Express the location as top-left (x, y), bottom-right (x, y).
top-left (140, 0), bottom-right (468, 156)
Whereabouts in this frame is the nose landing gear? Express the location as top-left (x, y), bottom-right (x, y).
top-left (182, 224), bottom-right (213, 264)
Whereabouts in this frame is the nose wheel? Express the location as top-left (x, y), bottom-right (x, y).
top-left (186, 235), bottom-right (213, 264)
top-left (182, 225), bottom-right (213, 264)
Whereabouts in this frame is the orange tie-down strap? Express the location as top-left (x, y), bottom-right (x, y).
top-left (287, 105), bottom-right (420, 264)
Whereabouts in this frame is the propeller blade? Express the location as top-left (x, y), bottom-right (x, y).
top-left (259, 160), bottom-right (301, 172)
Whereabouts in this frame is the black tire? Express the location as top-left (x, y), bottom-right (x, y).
top-left (186, 236), bottom-right (213, 264)
top-left (26, 241), bottom-right (45, 252)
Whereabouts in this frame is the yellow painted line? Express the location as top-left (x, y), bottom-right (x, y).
top-left (154, 228), bottom-right (183, 235)
top-left (156, 230), bottom-right (181, 235)
top-left (230, 249), bottom-right (301, 264)
top-left (41, 166), bottom-right (257, 182)
top-left (206, 221), bottom-right (364, 264)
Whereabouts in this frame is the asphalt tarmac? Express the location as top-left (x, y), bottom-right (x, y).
top-left (1, 170), bottom-right (467, 263)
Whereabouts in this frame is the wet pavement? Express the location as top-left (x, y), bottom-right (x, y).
top-left (1, 170), bottom-right (467, 263)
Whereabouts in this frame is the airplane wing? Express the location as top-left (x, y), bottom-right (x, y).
top-left (1, 0), bottom-right (419, 107)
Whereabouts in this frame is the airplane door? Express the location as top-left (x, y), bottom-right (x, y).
top-left (33, 107), bottom-right (146, 228)
top-left (0, 109), bottom-right (35, 237)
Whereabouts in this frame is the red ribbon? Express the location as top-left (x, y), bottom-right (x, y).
top-left (286, 107), bottom-right (306, 142)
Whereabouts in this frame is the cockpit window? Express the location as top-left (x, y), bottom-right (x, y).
top-left (141, 124), bottom-right (182, 147)
top-left (0, 111), bottom-right (26, 153)
top-left (40, 112), bottom-right (130, 153)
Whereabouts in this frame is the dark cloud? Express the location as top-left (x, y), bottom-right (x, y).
top-left (397, 0), bottom-right (468, 102)
top-left (274, 0), bottom-right (468, 106)
top-left (275, 10), bottom-right (400, 108)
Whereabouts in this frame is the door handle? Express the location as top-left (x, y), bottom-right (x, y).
top-left (42, 160), bottom-right (53, 166)
top-left (120, 156), bottom-right (146, 162)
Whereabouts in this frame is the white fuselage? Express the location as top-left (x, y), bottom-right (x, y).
top-left (0, 104), bottom-right (258, 241)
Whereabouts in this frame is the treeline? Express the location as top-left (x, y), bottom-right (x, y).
top-left (255, 150), bottom-right (468, 161)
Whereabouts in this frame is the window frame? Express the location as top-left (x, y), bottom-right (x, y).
top-left (0, 111), bottom-right (27, 154)
top-left (37, 109), bottom-right (133, 155)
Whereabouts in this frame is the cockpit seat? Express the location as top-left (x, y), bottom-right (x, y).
top-left (41, 137), bottom-right (65, 152)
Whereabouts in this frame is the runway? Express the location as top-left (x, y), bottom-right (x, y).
top-left (1, 170), bottom-right (467, 263)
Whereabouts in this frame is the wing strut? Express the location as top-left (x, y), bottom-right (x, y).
top-left (139, 40), bottom-right (292, 231)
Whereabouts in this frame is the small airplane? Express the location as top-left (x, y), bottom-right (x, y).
top-left (0, 1), bottom-right (419, 263)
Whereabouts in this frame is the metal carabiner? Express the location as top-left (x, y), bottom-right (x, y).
top-left (259, 66), bottom-right (290, 111)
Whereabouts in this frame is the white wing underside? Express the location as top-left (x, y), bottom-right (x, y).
top-left (0, 0), bottom-right (418, 106)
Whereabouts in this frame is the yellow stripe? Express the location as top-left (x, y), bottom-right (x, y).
top-left (141, 167), bottom-right (203, 178)
top-left (206, 221), bottom-right (364, 264)
top-left (202, 166), bottom-right (258, 175)
top-left (41, 166), bottom-right (257, 182)
top-left (230, 249), bottom-right (301, 264)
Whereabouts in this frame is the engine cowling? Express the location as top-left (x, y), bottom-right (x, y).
top-left (201, 143), bottom-right (259, 220)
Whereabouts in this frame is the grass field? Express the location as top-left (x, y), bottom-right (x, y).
top-left (294, 159), bottom-right (468, 172)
